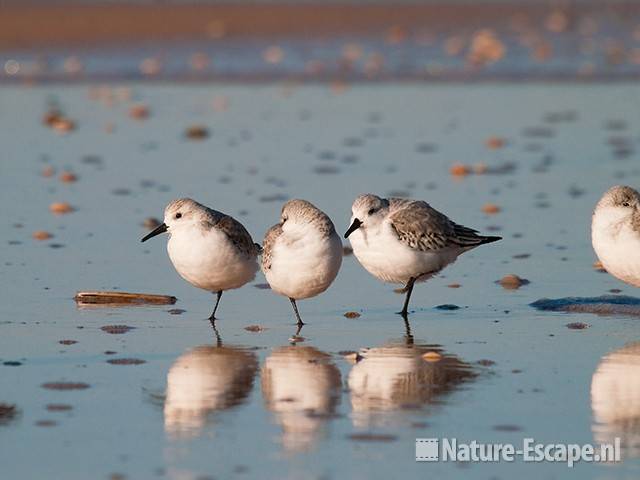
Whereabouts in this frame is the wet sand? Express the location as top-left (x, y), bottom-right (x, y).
top-left (2, 81), bottom-right (640, 479)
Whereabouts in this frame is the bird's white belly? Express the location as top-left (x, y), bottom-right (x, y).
top-left (167, 229), bottom-right (258, 292)
top-left (265, 233), bottom-right (342, 300)
top-left (592, 221), bottom-right (640, 287)
top-left (349, 225), bottom-right (458, 284)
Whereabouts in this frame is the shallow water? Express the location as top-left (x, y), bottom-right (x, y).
top-left (2, 82), bottom-right (640, 479)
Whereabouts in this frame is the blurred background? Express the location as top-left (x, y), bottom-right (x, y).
top-left (3, 0), bottom-right (640, 82)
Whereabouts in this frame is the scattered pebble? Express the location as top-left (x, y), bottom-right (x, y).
top-left (244, 324), bottom-right (266, 332)
top-left (129, 104), bottom-right (150, 120)
top-left (32, 231), bottom-right (53, 241)
top-left (46, 404), bottom-right (73, 412)
top-left (422, 351), bottom-right (442, 362)
top-left (58, 340), bottom-right (77, 345)
top-left (167, 308), bottom-right (186, 315)
top-left (185, 125), bottom-right (209, 140)
top-left (498, 274), bottom-right (530, 290)
top-left (344, 311), bottom-right (361, 318)
top-left (566, 322), bottom-right (590, 330)
top-left (107, 358), bottom-right (146, 365)
top-left (348, 433), bottom-right (398, 442)
top-left (447, 283), bottom-right (461, 288)
top-left (35, 419), bottom-right (57, 427)
top-left (485, 136), bottom-right (506, 149)
top-left (482, 203), bottom-right (501, 214)
top-left (313, 165), bottom-right (341, 175)
top-left (450, 163), bottom-right (471, 177)
top-left (41, 166), bottom-right (56, 178)
top-left (253, 283), bottom-right (271, 290)
top-left (477, 359), bottom-right (496, 366)
top-left (342, 246), bottom-right (353, 256)
top-left (493, 424), bottom-right (522, 432)
top-left (41, 382), bottom-right (90, 391)
top-left (49, 202), bottom-right (74, 215)
top-left (436, 304), bottom-right (460, 310)
top-left (0, 403), bottom-right (18, 424)
top-left (59, 171), bottom-right (78, 183)
top-left (100, 325), bottom-right (134, 334)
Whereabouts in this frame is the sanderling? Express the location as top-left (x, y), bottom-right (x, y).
top-left (141, 198), bottom-right (260, 320)
top-left (262, 199), bottom-right (343, 327)
top-left (344, 194), bottom-right (501, 316)
top-left (592, 185), bottom-right (640, 287)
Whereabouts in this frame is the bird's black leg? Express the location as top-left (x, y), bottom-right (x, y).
top-left (209, 291), bottom-right (223, 321)
top-left (398, 277), bottom-right (416, 316)
top-left (289, 298), bottom-right (304, 327)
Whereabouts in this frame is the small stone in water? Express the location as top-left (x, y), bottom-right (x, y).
top-left (59, 171), bottom-right (78, 183)
top-left (422, 351), bottom-right (442, 362)
top-left (185, 125), bottom-right (209, 140)
top-left (566, 322), bottom-right (590, 330)
top-left (100, 325), bottom-right (134, 334)
top-left (482, 203), bottom-right (501, 214)
top-left (32, 231), bottom-right (53, 241)
top-left (129, 104), bottom-right (150, 120)
top-left (46, 404), bottom-right (73, 412)
top-left (49, 202), bottom-right (74, 215)
top-left (498, 274), bottom-right (529, 290)
top-left (344, 311), bottom-right (361, 318)
top-left (436, 304), bottom-right (460, 310)
top-left (107, 358), bottom-right (146, 365)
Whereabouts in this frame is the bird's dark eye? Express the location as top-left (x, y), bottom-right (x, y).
top-left (175, 213), bottom-right (182, 219)
top-left (368, 208), bottom-right (375, 215)
top-left (623, 202), bottom-right (630, 207)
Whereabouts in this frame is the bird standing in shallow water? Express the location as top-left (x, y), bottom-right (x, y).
top-left (141, 198), bottom-right (260, 321)
top-left (344, 194), bottom-right (501, 316)
top-left (262, 199), bottom-right (343, 328)
top-left (592, 185), bottom-right (640, 288)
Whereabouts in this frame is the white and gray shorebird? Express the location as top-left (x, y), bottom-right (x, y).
top-left (262, 199), bottom-right (343, 327)
top-left (592, 185), bottom-right (640, 287)
top-left (344, 194), bottom-right (501, 316)
top-left (141, 198), bottom-right (260, 320)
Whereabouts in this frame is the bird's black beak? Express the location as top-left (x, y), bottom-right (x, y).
top-left (141, 223), bottom-right (168, 242)
top-left (344, 218), bottom-right (362, 239)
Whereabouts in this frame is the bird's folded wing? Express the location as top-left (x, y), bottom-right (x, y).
top-left (389, 201), bottom-right (486, 252)
top-left (261, 223), bottom-right (283, 270)
top-left (215, 216), bottom-right (259, 257)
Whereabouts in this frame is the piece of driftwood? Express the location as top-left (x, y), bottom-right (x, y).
top-left (74, 291), bottom-right (177, 306)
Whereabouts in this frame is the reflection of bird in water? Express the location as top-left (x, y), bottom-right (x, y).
top-left (261, 346), bottom-right (342, 453)
top-left (164, 344), bottom-right (258, 438)
top-left (591, 342), bottom-right (640, 456)
top-left (348, 340), bottom-right (475, 427)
